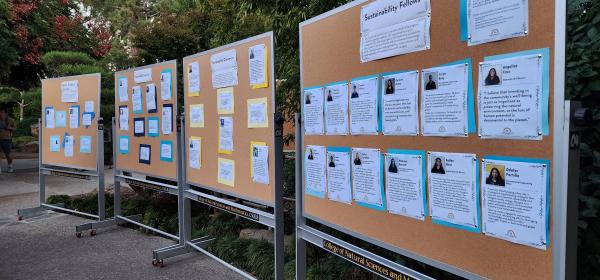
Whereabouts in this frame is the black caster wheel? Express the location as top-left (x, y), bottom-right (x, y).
top-left (90, 229), bottom-right (97, 236)
top-left (152, 260), bottom-right (158, 266)
top-left (157, 260), bottom-right (164, 268)
top-left (76, 232), bottom-right (82, 238)
top-left (17, 215), bottom-right (22, 221)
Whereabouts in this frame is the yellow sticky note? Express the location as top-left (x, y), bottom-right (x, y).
top-left (189, 104), bottom-right (204, 128)
top-left (247, 97), bottom-right (269, 128)
top-left (217, 87), bottom-right (234, 114)
top-left (217, 158), bottom-right (235, 187)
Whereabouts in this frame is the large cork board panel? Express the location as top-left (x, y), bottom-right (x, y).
top-left (184, 32), bottom-right (276, 206)
top-left (114, 60), bottom-right (178, 180)
top-left (300, 1), bottom-right (556, 279)
top-left (41, 73), bottom-right (101, 171)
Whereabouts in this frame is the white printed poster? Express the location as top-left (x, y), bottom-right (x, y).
top-left (249, 44), bottom-right (267, 87)
top-left (350, 77), bottom-right (379, 135)
top-left (305, 145), bottom-right (326, 197)
top-left (211, 49), bottom-right (238, 88)
top-left (385, 152), bottom-right (425, 220)
top-left (146, 84), bottom-right (157, 112)
top-left (160, 71), bottom-right (172, 100)
top-left (69, 106), bottom-right (79, 129)
top-left (478, 54), bottom-right (543, 140)
top-left (118, 77), bottom-right (128, 102)
top-left (352, 148), bottom-right (383, 207)
top-left (132, 86), bottom-right (143, 113)
top-left (251, 143), bottom-right (269, 185)
top-left (45, 107), bottom-right (55, 128)
top-left (61, 80), bottom-right (78, 102)
top-left (218, 116), bottom-right (234, 154)
top-left (134, 68), bottom-right (152, 83)
top-left (64, 135), bottom-right (74, 157)
top-left (360, 0), bottom-right (431, 62)
top-left (189, 104), bottom-right (205, 128)
top-left (189, 137), bottom-right (202, 169)
top-left (428, 152), bottom-right (479, 230)
top-left (324, 83), bottom-right (349, 135)
top-left (326, 149), bottom-right (352, 204)
top-left (481, 158), bottom-right (548, 249)
top-left (119, 106), bottom-right (129, 131)
top-left (382, 71), bottom-right (419, 135)
top-left (188, 62), bottom-right (200, 96)
top-left (303, 87), bottom-right (324, 135)
top-left (421, 63), bottom-right (469, 137)
top-left (468, 0), bottom-right (529, 46)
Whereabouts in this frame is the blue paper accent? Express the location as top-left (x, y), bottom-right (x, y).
top-left (354, 150), bottom-right (386, 211)
top-left (483, 155), bottom-right (551, 244)
top-left (49, 135), bottom-right (60, 152)
top-left (324, 81), bottom-right (348, 87)
top-left (79, 136), bottom-right (92, 153)
top-left (160, 140), bottom-right (173, 162)
top-left (305, 147), bottom-right (326, 199)
top-left (303, 85), bottom-right (323, 91)
top-left (387, 149), bottom-right (428, 217)
top-left (441, 58), bottom-right (476, 133)
top-left (119, 136), bottom-right (129, 154)
top-left (484, 48), bottom-right (551, 135)
top-left (147, 117), bottom-right (160, 137)
top-left (460, 0), bottom-right (468, 41)
top-left (350, 74), bottom-right (379, 82)
top-left (61, 132), bottom-right (71, 148)
top-left (431, 156), bottom-right (481, 233)
top-left (55, 110), bottom-right (67, 128)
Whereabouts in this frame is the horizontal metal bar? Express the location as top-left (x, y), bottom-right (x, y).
top-left (298, 226), bottom-right (435, 280)
top-left (153, 245), bottom-right (192, 260)
top-left (40, 167), bottom-right (98, 178)
top-left (186, 241), bottom-right (256, 280)
top-left (116, 175), bottom-right (178, 195)
top-left (185, 189), bottom-right (275, 227)
top-left (116, 215), bottom-right (179, 241)
top-left (76, 214), bottom-right (143, 232)
top-left (40, 203), bottom-right (99, 219)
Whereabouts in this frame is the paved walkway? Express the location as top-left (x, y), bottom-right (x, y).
top-left (0, 158), bottom-right (245, 280)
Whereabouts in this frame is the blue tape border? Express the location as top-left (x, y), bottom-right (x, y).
top-left (380, 71), bottom-right (419, 135)
top-left (119, 135), bottom-right (130, 154)
top-left (387, 149), bottom-right (428, 219)
top-left (49, 135), bottom-right (61, 152)
top-left (483, 155), bottom-right (551, 245)
top-left (132, 87), bottom-right (144, 114)
top-left (484, 48), bottom-right (550, 135)
top-left (147, 117), bottom-right (160, 137)
top-left (79, 135), bottom-right (92, 154)
top-left (160, 140), bottom-right (174, 162)
top-left (460, 0), bottom-right (468, 41)
top-left (440, 58), bottom-right (476, 133)
top-left (160, 69), bottom-right (173, 100)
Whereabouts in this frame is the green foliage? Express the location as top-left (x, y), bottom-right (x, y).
top-left (42, 51), bottom-right (97, 75)
top-left (11, 135), bottom-right (35, 148)
top-left (0, 0), bottom-right (18, 79)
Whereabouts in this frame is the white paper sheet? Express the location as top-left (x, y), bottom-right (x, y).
top-left (64, 135), bottom-right (74, 157)
top-left (218, 116), bottom-right (234, 153)
top-left (119, 137), bottom-right (129, 153)
top-left (468, 0), bottom-right (529, 46)
top-left (251, 144), bottom-right (269, 185)
top-left (382, 71), bottom-right (419, 135)
top-left (478, 54), bottom-right (543, 140)
top-left (118, 77), bottom-right (128, 102)
top-left (82, 113), bottom-right (92, 127)
top-left (304, 87), bottom-right (325, 135)
top-left (132, 86), bottom-right (143, 113)
top-left (326, 150), bottom-right (352, 204)
top-left (134, 119), bottom-right (144, 135)
top-left (352, 148), bottom-right (383, 207)
top-left (211, 49), bottom-right (238, 88)
top-left (50, 136), bottom-right (60, 152)
top-left (188, 62), bottom-right (200, 95)
top-left (482, 158), bottom-right (548, 249)
top-left (119, 106), bottom-right (129, 131)
top-left (162, 105), bottom-right (172, 135)
top-left (69, 106), bottom-right (79, 129)
top-left (161, 71), bottom-right (172, 100)
top-left (247, 98), bottom-right (268, 128)
top-left (360, 0), bottom-right (430, 62)
top-left (217, 87), bottom-right (234, 114)
top-left (249, 44), bottom-right (266, 86)
top-left (305, 145), bottom-right (326, 196)
top-left (45, 107), bottom-right (55, 128)
top-left (428, 152), bottom-right (478, 229)
top-left (146, 84), bottom-right (157, 112)
top-left (80, 136), bottom-right (92, 153)
top-left (84, 101), bottom-right (94, 113)
top-left (61, 80), bottom-right (78, 102)
top-left (189, 104), bottom-right (204, 128)
top-left (218, 158), bottom-right (235, 186)
top-left (148, 118), bottom-right (159, 136)
top-left (385, 153), bottom-right (425, 220)
top-left (324, 83), bottom-right (349, 135)
top-left (350, 77), bottom-right (379, 135)
top-left (55, 111), bottom-right (67, 128)
top-left (140, 146), bottom-right (150, 161)
top-left (134, 68), bottom-right (152, 83)
top-left (161, 142), bottom-right (172, 160)
top-left (421, 63), bottom-right (469, 137)
top-left (189, 138), bottom-right (201, 169)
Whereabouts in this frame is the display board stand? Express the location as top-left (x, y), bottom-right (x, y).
top-left (18, 118), bottom-right (106, 229)
top-left (152, 113), bottom-right (286, 279)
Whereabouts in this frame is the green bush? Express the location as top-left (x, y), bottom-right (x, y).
top-left (11, 135), bottom-right (35, 148)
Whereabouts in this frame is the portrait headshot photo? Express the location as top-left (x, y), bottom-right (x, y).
top-left (353, 152), bottom-right (362, 165)
top-left (384, 78), bottom-right (395, 95)
top-left (250, 49), bottom-right (255, 59)
top-left (188, 65), bottom-right (193, 73)
top-left (326, 90), bottom-right (333, 102)
top-left (350, 84), bottom-right (359, 99)
top-left (388, 157), bottom-right (398, 173)
top-left (305, 93), bottom-right (311, 104)
top-left (424, 72), bottom-right (438, 91)
top-left (253, 147), bottom-right (258, 157)
top-left (483, 65), bottom-right (502, 86)
top-left (485, 164), bottom-right (506, 186)
top-left (430, 157), bottom-right (445, 174)
top-left (307, 149), bottom-right (314, 160)
top-left (328, 154), bottom-right (335, 167)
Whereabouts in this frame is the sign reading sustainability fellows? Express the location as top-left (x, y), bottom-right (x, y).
top-left (481, 157), bottom-right (548, 249)
top-left (421, 63), bottom-right (469, 137)
top-left (360, 0), bottom-right (430, 62)
top-left (428, 152), bottom-right (479, 231)
top-left (478, 53), bottom-right (543, 140)
top-left (381, 71), bottom-right (419, 135)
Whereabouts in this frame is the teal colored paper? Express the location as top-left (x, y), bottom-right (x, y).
top-left (484, 48), bottom-right (550, 135)
top-left (55, 110), bottom-right (67, 127)
top-left (79, 136), bottom-right (92, 153)
top-left (148, 117), bottom-right (160, 137)
top-left (160, 140), bottom-right (173, 162)
top-left (387, 149), bottom-right (428, 217)
top-left (441, 58), bottom-right (476, 133)
top-left (49, 135), bottom-right (60, 152)
top-left (119, 136), bottom-right (129, 154)
top-left (354, 150), bottom-right (386, 211)
top-left (483, 155), bottom-right (551, 245)
top-left (460, 0), bottom-right (468, 41)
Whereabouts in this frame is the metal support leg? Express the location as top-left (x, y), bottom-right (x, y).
top-left (294, 113), bottom-right (307, 280)
top-left (97, 117), bottom-right (106, 220)
top-left (273, 112), bottom-right (285, 280)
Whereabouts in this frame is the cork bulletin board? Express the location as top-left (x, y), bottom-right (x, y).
top-left (183, 32), bottom-right (276, 206)
top-left (300, 1), bottom-right (564, 279)
top-left (114, 60), bottom-right (178, 180)
top-left (41, 73), bottom-right (101, 171)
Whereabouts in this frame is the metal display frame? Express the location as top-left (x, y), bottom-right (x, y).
top-left (76, 62), bottom-right (186, 255)
top-left (18, 73), bottom-right (106, 234)
top-left (152, 32), bottom-right (286, 280)
top-left (294, 1), bottom-right (570, 279)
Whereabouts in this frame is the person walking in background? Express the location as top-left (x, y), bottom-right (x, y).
top-left (0, 107), bottom-right (16, 173)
